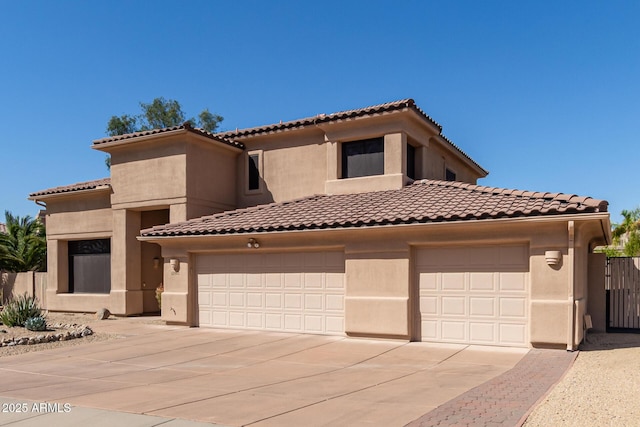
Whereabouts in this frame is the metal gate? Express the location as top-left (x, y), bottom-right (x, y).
top-left (606, 257), bottom-right (640, 332)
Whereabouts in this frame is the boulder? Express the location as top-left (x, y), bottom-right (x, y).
top-left (96, 308), bottom-right (111, 320)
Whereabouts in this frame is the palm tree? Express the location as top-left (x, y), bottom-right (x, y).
top-left (0, 211), bottom-right (46, 272)
top-left (612, 208), bottom-right (640, 257)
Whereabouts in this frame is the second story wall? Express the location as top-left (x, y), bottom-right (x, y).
top-left (43, 191), bottom-right (113, 239)
top-left (236, 128), bottom-right (327, 208)
top-left (109, 137), bottom-right (188, 210)
top-left (231, 108), bottom-right (486, 207)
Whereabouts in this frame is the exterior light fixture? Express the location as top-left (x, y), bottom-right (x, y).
top-left (545, 251), bottom-right (562, 266)
top-left (169, 258), bottom-right (180, 272)
top-left (153, 257), bottom-right (160, 269)
top-left (247, 238), bottom-right (260, 249)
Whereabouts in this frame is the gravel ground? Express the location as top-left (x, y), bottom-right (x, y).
top-left (524, 332), bottom-right (640, 427)
top-left (0, 312), bottom-right (120, 357)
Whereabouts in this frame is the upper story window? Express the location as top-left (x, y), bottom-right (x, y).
top-left (445, 168), bottom-right (456, 181)
top-left (341, 137), bottom-right (384, 179)
top-left (246, 150), bottom-right (263, 193)
top-left (406, 143), bottom-right (416, 180)
top-left (248, 154), bottom-right (260, 190)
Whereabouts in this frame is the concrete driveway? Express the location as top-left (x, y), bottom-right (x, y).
top-left (0, 318), bottom-right (527, 426)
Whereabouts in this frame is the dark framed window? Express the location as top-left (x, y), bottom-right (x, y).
top-left (406, 143), bottom-right (416, 180)
top-left (341, 137), bottom-right (384, 179)
top-left (445, 168), bottom-right (456, 181)
top-left (248, 154), bottom-right (260, 190)
top-left (68, 239), bottom-right (111, 294)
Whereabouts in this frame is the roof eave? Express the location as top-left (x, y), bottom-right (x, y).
top-left (92, 128), bottom-right (244, 153)
top-left (138, 211), bottom-right (611, 241)
top-left (28, 185), bottom-right (112, 202)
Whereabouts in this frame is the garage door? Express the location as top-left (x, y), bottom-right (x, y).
top-left (417, 245), bottom-right (529, 347)
top-left (196, 251), bottom-right (345, 335)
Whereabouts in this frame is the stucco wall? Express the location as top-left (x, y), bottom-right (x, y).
top-left (149, 216), bottom-right (608, 348)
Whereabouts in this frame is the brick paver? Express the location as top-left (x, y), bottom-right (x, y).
top-left (406, 349), bottom-right (577, 427)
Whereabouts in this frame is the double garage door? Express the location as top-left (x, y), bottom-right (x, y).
top-left (196, 251), bottom-right (345, 335)
top-left (417, 245), bottom-right (530, 347)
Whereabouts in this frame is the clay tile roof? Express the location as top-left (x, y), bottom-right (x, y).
top-left (92, 122), bottom-right (244, 150)
top-left (140, 179), bottom-right (608, 238)
top-left (217, 99), bottom-right (486, 175)
top-left (29, 178), bottom-right (111, 198)
top-left (218, 99), bottom-right (440, 139)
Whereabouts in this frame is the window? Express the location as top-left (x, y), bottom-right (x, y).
top-left (68, 239), bottom-right (111, 294)
top-left (341, 137), bottom-right (384, 179)
top-left (406, 143), bottom-right (416, 180)
top-left (248, 153), bottom-right (260, 191)
top-left (445, 168), bottom-right (456, 181)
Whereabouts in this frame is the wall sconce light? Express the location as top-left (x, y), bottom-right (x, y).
top-left (545, 250), bottom-right (562, 266)
top-left (247, 238), bottom-right (260, 249)
top-left (169, 258), bottom-right (180, 272)
top-left (153, 257), bottom-right (160, 269)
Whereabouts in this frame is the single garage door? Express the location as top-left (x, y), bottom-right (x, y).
top-left (417, 245), bottom-right (529, 347)
top-left (197, 251), bottom-right (345, 335)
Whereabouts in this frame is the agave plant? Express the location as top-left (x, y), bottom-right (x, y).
top-left (0, 293), bottom-right (41, 327)
top-left (24, 316), bottom-right (47, 331)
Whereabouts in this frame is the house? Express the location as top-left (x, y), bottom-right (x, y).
top-left (29, 99), bottom-right (611, 349)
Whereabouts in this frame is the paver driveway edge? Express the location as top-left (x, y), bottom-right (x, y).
top-left (405, 349), bottom-right (578, 427)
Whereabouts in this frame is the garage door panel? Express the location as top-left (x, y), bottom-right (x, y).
top-left (442, 296), bottom-right (465, 315)
top-left (441, 321), bottom-right (466, 340)
top-left (418, 245), bottom-right (529, 348)
top-left (246, 293), bottom-right (263, 308)
top-left (326, 294), bottom-right (344, 311)
top-left (284, 273), bottom-right (302, 288)
top-left (499, 272), bottom-right (527, 291)
top-left (470, 297), bottom-right (495, 316)
top-left (470, 322), bottom-right (496, 343)
top-left (442, 273), bottom-right (465, 290)
top-left (500, 324), bottom-right (527, 345)
top-left (305, 294), bottom-right (323, 310)
top-left (247, 313), bottom-right (263, 328)
top-left (265, 293), bottom-right (282, 308)
top-left (305, 273), bottom-right (323, 288)
top-left (197, 251), bottom-right (345, 335)
top-left (499, 298), bottom-right (526, 317)
top-left (326, 273), bottom-right (344, 289)
top-left (469, 272), bottom-right (495, 291)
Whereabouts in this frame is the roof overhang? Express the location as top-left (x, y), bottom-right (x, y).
top-left (139, 211), bottom-right (612, 247)
top-left (92, 125), bottom-right (244, 154)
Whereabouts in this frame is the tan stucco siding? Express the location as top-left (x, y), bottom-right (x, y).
top-left (44, 193), bottom-right (113, 238)
top-left (186, 141), bottom-right (238, 214)
top-left (110, 140), bottom-right (188, 208)
top-left (237, 131), bottom-right (328, 207)
top-left (422, 141), bottom-right (479, 184)
top-left (147, 215), bottom-right (608, 347)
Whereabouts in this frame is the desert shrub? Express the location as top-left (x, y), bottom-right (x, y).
top-left (24, 316), bottom-right (47, 331)
top-left (0, 293), bottom-right (41, 327)
top-left (155, 283), bottom-right (164, 309)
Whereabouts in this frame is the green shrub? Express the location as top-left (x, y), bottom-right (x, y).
top-left (0, 293), bottom-right (41, 327)
top-left (24, 316), bottom-right (47, 331)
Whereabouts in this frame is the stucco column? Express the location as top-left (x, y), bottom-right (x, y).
top-left (384, 132), bottom-right (406, 175)
top-left (159, 247), bottom-right (193, 325)
top-left (110, 209), bottom-right (143, 315)
top-left (344, 243), bottom-right (410, 338)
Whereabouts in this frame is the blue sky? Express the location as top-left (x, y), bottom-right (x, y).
top-left (0, 1), bottom-right (637, 224)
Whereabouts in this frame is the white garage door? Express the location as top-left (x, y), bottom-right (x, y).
top-left (417, 245), bottom-right (529, 347)
top-left (197, 251), bottom-right (345, 335)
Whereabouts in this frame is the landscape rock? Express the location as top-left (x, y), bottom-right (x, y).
top-left (96, 308), bottom-right (111, 320)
